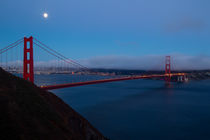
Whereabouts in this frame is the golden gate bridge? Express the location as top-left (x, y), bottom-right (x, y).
top-left (0, 36), bottom-right (186, 90)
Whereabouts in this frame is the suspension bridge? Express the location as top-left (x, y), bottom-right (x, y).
top-left (0, 36), bottom-right (186, 90)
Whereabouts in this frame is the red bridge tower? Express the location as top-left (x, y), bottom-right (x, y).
top-left (23, 36), bottom-right (34, 83)
top-left (165, 56), bottom-right (171, 83)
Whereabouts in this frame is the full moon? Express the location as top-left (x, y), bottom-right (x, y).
top-left (43, 12), bottom-right (48, 19)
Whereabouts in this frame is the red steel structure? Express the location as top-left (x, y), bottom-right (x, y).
top-left (165, 56), bottom-right (171, 83)
top-left (23, 36), bottom-right (34, 83)
top-left (40, 73), bottom-right (185, 90)
top-left (0, 36), bottom-right (186, 90)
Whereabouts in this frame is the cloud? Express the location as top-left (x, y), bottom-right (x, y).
top-left (1, 60), bottom-right (79, 68)
top-left (166, 17), bottom-right (207, 32)
top-left (3, 55), bottom-right (210, 70)
top-left (80, 54), bottom-right (210, 70)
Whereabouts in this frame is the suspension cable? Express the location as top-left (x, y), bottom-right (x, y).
top-left (34, 42), bottom-right (85, 70)
top-left (0, 38), bottom-right (23, 53)
top-left (34, 38), bottom-right (88, 70)
top-left (0, 40), bottom-right (23, 55)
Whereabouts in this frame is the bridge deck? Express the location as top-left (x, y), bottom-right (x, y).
top-left (40, 73), bottom-right (185, 90)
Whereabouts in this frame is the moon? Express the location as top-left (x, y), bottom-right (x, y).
top-left (43, 12), bottom-right (48, 19)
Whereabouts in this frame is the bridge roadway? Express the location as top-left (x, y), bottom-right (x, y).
top-left (40, 73), bottom-right (186, 90)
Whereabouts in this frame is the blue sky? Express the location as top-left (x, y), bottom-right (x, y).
top-left (0, 0), bottom-right (210, 69)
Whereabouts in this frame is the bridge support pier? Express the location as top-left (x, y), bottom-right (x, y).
top-left (23, 36), bottom-right (34, 83)
top-left (177, 75), bottom-right (188, 82)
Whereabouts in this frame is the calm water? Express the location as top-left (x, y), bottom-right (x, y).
top-left (36, 74), bottom-right (210, 140)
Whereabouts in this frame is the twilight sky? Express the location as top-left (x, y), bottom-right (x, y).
top-left (0, 0), bottom-right (210, 69)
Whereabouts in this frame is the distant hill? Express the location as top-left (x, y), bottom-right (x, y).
top-left (0, 67), bottom-right (107, 140)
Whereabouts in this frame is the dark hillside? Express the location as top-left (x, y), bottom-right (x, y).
top-left (0, 68), bottom-right (107, 140)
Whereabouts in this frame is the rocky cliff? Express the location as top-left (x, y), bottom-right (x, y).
top-left (0, 68), bottom-right (107, 140)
